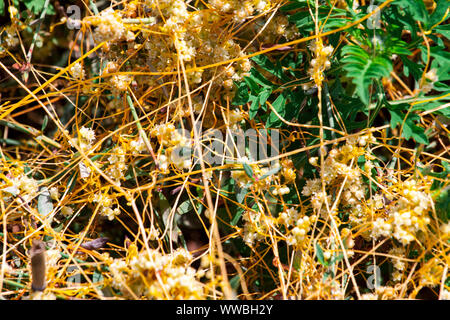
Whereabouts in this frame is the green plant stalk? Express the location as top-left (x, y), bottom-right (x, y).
top-left (324, 83), bottom-right (336, 140)
top-left (89, 0), bottom-right (99, 15)
top-left (0, 120), bottom-right (61, 148)
top-left (23, 0), bottom-right (51, 83)
top-left (126, 92), bottom-right (157, 164)
top-left (368, 80), bottom-right (386, 128)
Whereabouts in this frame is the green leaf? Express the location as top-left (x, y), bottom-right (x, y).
top-left (388, 107), bottom-right (429, 144)
top-left (67, 171), bottom-right (78, 193)
top-left (435, 24), bottom-right (450, 39)
top-left (248, 95), bottom-right (259, 120)
top-left (243, 75), bottom-right (261, 94)
top-left (401, 56), bottom-right (423, 80)
top-left (232, 81), bottom-right (250, 105)
top-left (41, 115), bottom-right (48, 132)
top-left (430, 47), bottom-right (450, 67)
top-left (248, 68), bottom-right (275, 88)
top-left (93, 270), bottom-right (104, 283)
top-left (251, 55), bottom-right (290, 82)
top-left (23, 0), bottom-right (56, 15)
top-left (243, 162), bottom-right (254, 179)
top-left (428, 0), bottom-right (449, 29)
top-left (258, 89), bottom-right (272, 111)
top-left (396, 0), bottom-right (429, 25)
top-left (231, 209), bottom-right (243, 226)
top-left (341, 45), bottom-right (392, 104)
top-left (259, 166), bottom-right (281, 180)
top-left (434, 186), bottom-right (450, 223)
top-left (177, 200), bottom-right (193, 215)
top-left (229, 274), bottom-right (240, 290)
top-left (236, 186), bottom-right (248, 204)
top-left (266, 92), bottom-right (287, 127)
top-left (315, 242), bottom-right (327, 267)
top-left (0, 1), bottom-right (4, 15)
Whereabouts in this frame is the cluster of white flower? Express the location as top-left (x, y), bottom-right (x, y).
top-left (61, 206), bottom-right (74, 217)
top-left (277, 207), bottom-right (316, 247)
top-left (209, 0), bottom-right (270, 23)
top-left (281, 159), bottom-right (296, 184)
top-left (86, 8), bottom-right (127, 43)
top-left (151, 123), bottom-right (192, 171)
top-left (151, 123), bottom-right (177, 146)
top-left (171, 149), bottom-right (192, 170)
top-left (92, 192), bottom-right (121, 220)
top-left (360, 286), bottom-right (398, 300)
top-left (242, 210), bottom-right (269, 246)
top-left (231, 157), bottom-right (256, 187)
top-left (110, 74), bottom-right (133, 92)
top-left (389, 246), bottom-right (406, 282)
top-left (302, 135), bottom-right (374, 217)
top-left (105, 146), bottom-right (127, 186)
top-left (139, 1), bottom-right (252, 92)
top-left (157, 154), bottom-right (170, 173)
top-left (130, 137), bottom-right (146, 154)
top-left (109, 248), bottom-right (204, 299)
top-left (69, 62), bottom-right (85, 80)
top-left (422, 68), bottom-right (438, 93)
top-left (4, 26), bottom-right (19, 47)
top-left (272, 186), bottom-right (290, 196)
top-left (227, 109), bottom-right (245, 128)
top-left (371, 179), bottom-right (432, 245)
top-left (257, 15), bottom-right (299, 43)
top-left (231, 169), bottom-right (252, 188)
top-left (69, 126), bottom-right (96, 153)
top-left (242, 205), bottom-right (316, 248)
top-left (308, 39), bottom-right (334, 86)
top-left (2, 174), bottom-right (39, 202)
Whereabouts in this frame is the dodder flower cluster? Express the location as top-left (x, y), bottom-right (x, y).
top-left (109, 248), bottom-right (204, 299)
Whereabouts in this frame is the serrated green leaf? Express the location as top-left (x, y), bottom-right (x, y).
top-left (397, 0), bottom-right (429, 24)
top-left (388, 109), bottom-right (429, 144)
top-left (342, 45), bottom-right (392, 104)
top-left (232, 81), bottom-right (250, 105)
top-left (23, 0), bottom-right (55, 15)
